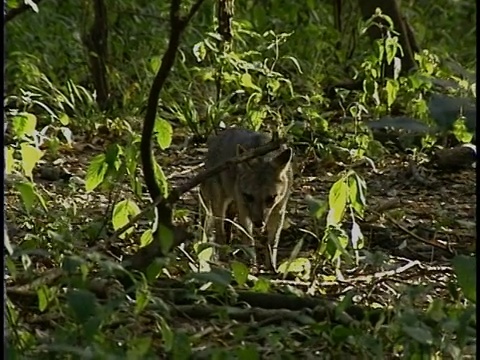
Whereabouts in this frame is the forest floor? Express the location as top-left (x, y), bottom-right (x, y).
top-left (6, 130), bottom-right (476, 357)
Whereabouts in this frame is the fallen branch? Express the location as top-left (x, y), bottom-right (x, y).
top-left (378, 211), bottom-right (456, 256)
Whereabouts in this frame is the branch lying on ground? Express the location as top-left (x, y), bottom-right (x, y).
top-left (5, 0), bottom-right (44, 23)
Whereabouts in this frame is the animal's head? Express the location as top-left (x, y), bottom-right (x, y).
top-left (235, 145), bottom-right (293, 228)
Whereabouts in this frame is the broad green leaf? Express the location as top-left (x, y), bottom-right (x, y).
top-left (192, 41), bottom-right (207, 62)
top-left (12, 113), bottom-right (36, 138)
top-left (385, 79), bottom-right (399, 108)
top-left (158, 316), bottom-right (174, 352)
top-left (20, 143), bottom-right (43, 178)
top-left (327, 178), bottom-right (348, 226)
top-left (158, 224), bottom-right (174, 255)
top-left (240, 73), bottom-right (258, 90)
top-left (85, 154), bottom-right (108, 192)
top-left (149, 56), bottom-right (162, 73)
top-left (155, 118), bottom-right (173, 150)
top-left (248, 109), bottom-right (266, 131)
top-left (266, 78), bottom-right (280, 94)
top-left (252, 277), bottom-right (271, 293)
top-left (140, 229), bottom-right (154, 247)
top-left (5, 147), bottom-right (15, 174)
top-left (59, 113), bottom-right (70, 126)
top-left (15, 181), bottom-right (36, 213)
top-left (231, 261), bottom-right (249, 286)
top-left (278, 257), bottom-right (311, 279)
top-left (37, 285), bottom-right (50, 312)
top-left (112, 199), bottom-right (141, 238)
top-left (348, 175), bottom-right (366, 217)
top-left (135, 288), bottom-right (150, 315)
top-left (34, 188), bottom-right (48, 212)
top-left (105, 144), bottom-right (122, 171)
top-left (452, 117), bottom-right (474, 143)
top-left (452, 255), bottom-right (476, 303)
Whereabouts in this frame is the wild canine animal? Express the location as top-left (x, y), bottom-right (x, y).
top-left (200, 128), bottom-right (293, 271)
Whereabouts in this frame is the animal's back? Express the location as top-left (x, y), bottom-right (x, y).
top-left (204, 128), bottom-right (271, 169)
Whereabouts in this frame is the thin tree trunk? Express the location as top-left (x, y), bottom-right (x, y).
top-left (84, 0), bottom-right (110, 111)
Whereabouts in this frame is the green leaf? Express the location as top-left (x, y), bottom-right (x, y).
top-left (5, 147), bottom-right (15, 174)
top-left (135, 288), bottom-right (150, 315)
top-left (452, 117), bottom-right (474, 143)
top-left (155, 118), bottom-right (173, 150)
top-left (105, 144), bottom-right (122, 171)
top-left (37, 285), bottom-right (50, 312)
top-left (66, 289), bottom-right (97, 324)
top-left (385, 79), bottom-right (399, 108)
top-left (11, 113), bottom-right (37, 138)
top-left (158, 316), bottom-right (174, 352)
top-left (231, 261), bottom-right (249, 286)
top-left (20, 143), bottom-right (43, 178)
top-left (112, 200), bottom-right (141, 238)
top-left (15, 181), bottom-right (36, 213)
top-left (140, 229), bottom-right (154, 247)
top-left (158, 224), bottom-right (174, 255)
top-left (252, 277), bottom-right (271, 292)
top-left (149, 56), bottom-right (162, 73)
top-left (278, 257), bottom-right (311, 279)
top-left (248, 109), bottom-right (266, 131)
top-left (59, 113), bottom-right (70, 126)
top-left (327, 178), bottom-right (348, 226)
top-left (240, 73), bottom-right (258, 90)
top-left (85, 154), bottom-right (108, 192)
top-left (34, 188), bottom-right (48, 212)
top-left (348, 175), bottom-right (366, 217)
top-left (452, 255), bottom-right (476, 303)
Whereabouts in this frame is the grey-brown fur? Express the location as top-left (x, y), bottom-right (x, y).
top-left (200, 128), bottom-right (293, 271)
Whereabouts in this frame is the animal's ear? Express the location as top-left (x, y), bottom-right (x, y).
top-left (271, 148), bottom-right (293, 171)
top-left (236, 144), bottom-right (248, 157)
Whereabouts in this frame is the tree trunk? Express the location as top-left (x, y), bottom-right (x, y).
top-left (84, 0), bottom-right (110, 111)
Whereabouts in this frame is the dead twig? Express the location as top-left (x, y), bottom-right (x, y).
top-left (376, 211), bottom-right (456, 255)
